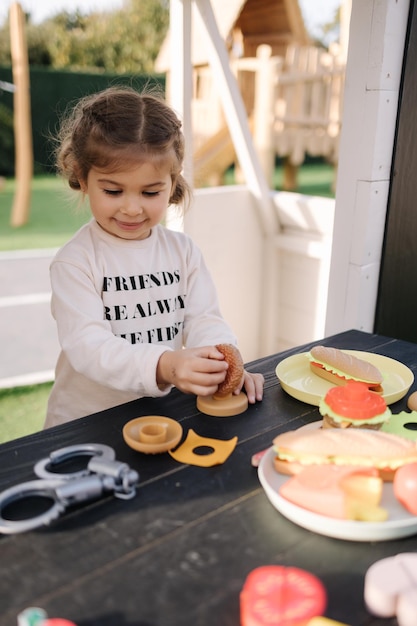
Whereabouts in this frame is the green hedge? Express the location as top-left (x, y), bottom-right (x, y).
top-left (0, 66), bottom-right (165, 176)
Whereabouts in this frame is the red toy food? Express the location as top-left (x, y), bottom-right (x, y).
top-left (393, 462), bottom-right (417, 515)
top-left (215, 343), bottom-right (244, 397)
top-left (309, 346), bottom-right (383, 392)
top-left (319, 380), bottom-right (391, 430)
top-left (42, 617), bottom-right (77, 626)
top-left (240, 565), bottom-right (327, 626)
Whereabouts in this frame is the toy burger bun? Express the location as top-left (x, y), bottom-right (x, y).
top-left (309, 346), bottom-right (383, 392)
top-left (272, 428), bottom-right (417, 480)
top-left (215, 343), bottom-right (244, 397)
top-left (319, 380), bottom-right (391, 430)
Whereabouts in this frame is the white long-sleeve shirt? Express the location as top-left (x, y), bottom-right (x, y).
top-left (45, 220), bottom-right (237, 427)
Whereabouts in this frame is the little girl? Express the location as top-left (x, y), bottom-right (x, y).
top-left (45, 86), bottom-right (264, 427)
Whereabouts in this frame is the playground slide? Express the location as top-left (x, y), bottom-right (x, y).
top-left (193, 124), bottom-right (236, 185)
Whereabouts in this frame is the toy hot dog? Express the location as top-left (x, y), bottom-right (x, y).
top-left (309, 346), bottom-right (383, 392)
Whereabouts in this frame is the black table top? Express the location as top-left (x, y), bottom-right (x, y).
top-left (1, 329), bottom-right (417, 626)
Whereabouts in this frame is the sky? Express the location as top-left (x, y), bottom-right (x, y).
top-left (1, 0), bottom-right (341, 41)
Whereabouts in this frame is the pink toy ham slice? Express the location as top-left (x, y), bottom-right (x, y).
top-left (279, 464), bottom-right (387, 521)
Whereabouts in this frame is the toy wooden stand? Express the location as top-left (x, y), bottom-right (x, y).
top-left (197, 392), bottom-right (248, 417)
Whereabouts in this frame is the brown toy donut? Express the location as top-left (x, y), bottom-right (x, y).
top-left (215, 344), bottom-right (244, 397)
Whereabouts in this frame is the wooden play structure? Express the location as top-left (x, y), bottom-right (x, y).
top-left (9, 1), bottom-right (33, 227)
top-left (156, 0), bottom-right (346, 189)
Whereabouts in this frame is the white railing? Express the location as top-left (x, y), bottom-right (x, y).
top-left (186, 186), bottom-right (335, 361)
top-left (270, 44), bottom-right (345, 164)
top-left (192, 43), bottom-right (346, 188)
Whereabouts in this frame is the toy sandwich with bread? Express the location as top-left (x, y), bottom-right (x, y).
top-left (272, 428), bottom-right (417, 480)
top-left (272, 428), bottom-right (417, 521)
top-left (309, 346), bottom-right (384, 392)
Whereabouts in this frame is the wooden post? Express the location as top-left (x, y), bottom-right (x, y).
top-left (283, 158), bottom-right (298, 190)
top-left (193, 0), bottom-right (277, 235)
top-left (253, 45), bottom-right (277, 187)
top-left (9, 1), bottom-right (33, 227)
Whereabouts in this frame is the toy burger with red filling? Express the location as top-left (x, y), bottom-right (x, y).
top-left (319, 380), bottom-right (391, 430)
top-left (309, 346), bottom-right (384, 392)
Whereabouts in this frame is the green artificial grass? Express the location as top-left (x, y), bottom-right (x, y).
top-left (0, 176), bottom-right (85, 441)
top-left (274, 162), bottom-right (336, 197)
top-left (224, 160), bottom-right (336, 198)
top-left (0, 175), bottom-right (90, 251)
top-left (0, 163), bottom-right (335, 252)
top-left (0, 383), bottom-right (53, 444)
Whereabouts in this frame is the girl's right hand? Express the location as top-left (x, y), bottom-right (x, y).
top-left (156, 346), bottom-right (229, 396)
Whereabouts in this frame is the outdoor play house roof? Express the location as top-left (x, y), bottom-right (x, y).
top-left (155, 0), bottom-right (310, 71)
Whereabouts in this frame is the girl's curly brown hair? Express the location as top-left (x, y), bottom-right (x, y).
top-left (54, 85), bottom-right (191, 208)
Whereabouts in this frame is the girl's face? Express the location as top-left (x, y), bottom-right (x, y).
top-left (82, 160), bottom-right (174, 240)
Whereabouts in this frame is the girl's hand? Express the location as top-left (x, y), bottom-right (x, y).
top-left (157, 347), bottom-right (264, 403)
top-left (156, 346), bottom-right (229, 396)
top-left (235, 370), bottom-right (264, 404)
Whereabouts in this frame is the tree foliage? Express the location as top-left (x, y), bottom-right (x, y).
top-left (0, 0), bottom-right (169, 73)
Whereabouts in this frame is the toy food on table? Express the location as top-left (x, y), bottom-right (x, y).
top-left (279, 465), bottom-right (387, 521)
top-left (272, 428), bottom-right (417, 480)
top-left (17, 607), bottom-right (78, 626)
top-left (215, 344), bottom-right (244, 396)
top-left (240, 565), bottom-right (327, 626)
top-left (41, 617), bottom-right (77, 626)
top-left (197, 343), bottom-right (248, 416)
top-left (305, 617), bottom-right (348, 626)
top-left (169, 429), bottom-right (238, 467)
top-left (393, 462), bottom-right (417, 515)
top-left (309, 346), bottom-right (383, 392)
top-left (364, 553), bottom-right (417, 626)
top-left (407, 391), bottom-right (417, 411)
top-left (318, 380), bottom-right (391, 430)
top-left (382, 410), bottom-right (417, 441)
top-left (122, 415), bottom-right (183, 454)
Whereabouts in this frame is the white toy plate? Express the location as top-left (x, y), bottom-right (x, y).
top-left (258, 446), bottom-right (417, 542)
